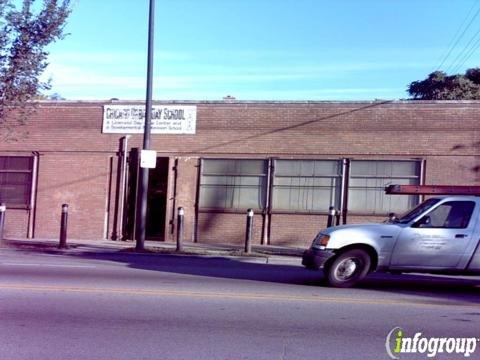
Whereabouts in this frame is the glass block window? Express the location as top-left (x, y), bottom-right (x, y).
top-left (0, 156), bottom-right (34, 208)
top-left (199, 159), bottom-right (267, 210)
top-left (348, 160), bottom-right (420, 215)
top-left (272, 160), bottom-right (342, 212)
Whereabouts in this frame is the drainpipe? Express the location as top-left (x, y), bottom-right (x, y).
top-left (28, 152), bottom-right (39, 239)
top-left (119, 135), bottom-right (131, 239)
top-left (340, 158), bottom-right (350, 225)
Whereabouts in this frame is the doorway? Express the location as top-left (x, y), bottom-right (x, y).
top-left (146, 157), bottom-right (169, 240)
top-left (124, 151), bottom-right (169, 241)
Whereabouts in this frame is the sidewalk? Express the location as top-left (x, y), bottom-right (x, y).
top-left (0, 237), bottom-right (305, 266)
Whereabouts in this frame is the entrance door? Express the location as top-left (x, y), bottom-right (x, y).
top-left (124, 151), bottom-right (169, 241)
top-left (146, 157), bottom-right (169, 240)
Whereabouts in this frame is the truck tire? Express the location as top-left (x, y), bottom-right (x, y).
top-left (324, 248), bottom-right (371, 288)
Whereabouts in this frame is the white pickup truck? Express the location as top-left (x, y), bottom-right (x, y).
top-left (302, 195), bottom-right (480, 287)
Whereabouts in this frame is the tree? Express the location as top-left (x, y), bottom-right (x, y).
top-left (407, 68), bottom-right (480, 100)
top-left (0, 0), bottom-right (71, 138)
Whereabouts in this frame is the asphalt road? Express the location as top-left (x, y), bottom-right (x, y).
top-left (0, 246), bottom-right (479, 360)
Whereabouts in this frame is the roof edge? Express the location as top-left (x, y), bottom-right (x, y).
top-left (34, 99), bottom-right (480, 106)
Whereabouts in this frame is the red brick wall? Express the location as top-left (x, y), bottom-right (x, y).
top-left (0, 100), bottom-right (479, 245)
top-left (167, 156), bottom-right (199, 242)
top-left (197, 212), bottom-right (263, 245)
top-left (34, 153), bottom-right (111, 239)
top-left (3, 209), bottom-right (29, 239)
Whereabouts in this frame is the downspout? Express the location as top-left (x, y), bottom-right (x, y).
top-left (118, 135), bottom-right (131, 239)
top-left (262, 158), bottom-right (273, 245)
top-left (27, 152), bottom-right (39, 239)
top-left (194, 158), bottom-right (202, 243)
top-left (169, 158), bottom-right (179, 237)
top-left (340, 158), bottom-right (350, 225)
top-left (420, 158), bottom-right (427, 203)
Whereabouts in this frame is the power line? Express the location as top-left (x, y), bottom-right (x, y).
top-left (436, 1), bottom-right (480, 72)
top-left (447, 25), bottom-right (480, 73)
top-left (451, 28), bottom-right (480, 73)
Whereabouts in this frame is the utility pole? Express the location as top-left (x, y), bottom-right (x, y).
top-left (136, 0), bottom-right (156, 251)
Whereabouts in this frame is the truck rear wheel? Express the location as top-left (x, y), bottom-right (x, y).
top-left (324, 248), bottom-right (371, 288)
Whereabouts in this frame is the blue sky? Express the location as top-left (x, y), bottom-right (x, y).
top-left (42, 0), bottom-right (480, 101)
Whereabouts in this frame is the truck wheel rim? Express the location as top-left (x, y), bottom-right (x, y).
top-left (336, 258), bottom-right (358, 280)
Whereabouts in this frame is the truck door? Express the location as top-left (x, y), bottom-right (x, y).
top-left (390, 200), bottom-right (477, 268)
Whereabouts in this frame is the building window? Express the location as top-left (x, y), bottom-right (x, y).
top-left (198, 158), bottom-right (421, 216)
top-left (272, 159), bottom-right (342, 212)
top-left (199, 159), bottom-right (267, 210)
top-left (0, 156), bottom-right (34, 208)
top-left (348, 160), bottom-right (420, 215)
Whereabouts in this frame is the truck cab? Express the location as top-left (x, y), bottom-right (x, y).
top-left (302, 193), bottom-right (480, 288)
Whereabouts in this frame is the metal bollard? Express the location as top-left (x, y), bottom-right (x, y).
top-left (176, 207), bottom-right (184, 252)
top-left (59, 204), bottom-right (68, 249)
top-left (327, 206), bottom-right (336, 228)
top-left (245, 209), bottom-right (254, 254)
top-left (0, 203), bottom-right (6, 243)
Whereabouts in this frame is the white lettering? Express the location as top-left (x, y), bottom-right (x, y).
top-left (413, 333), bottom-right (422, 352)
top-left (457, 338), bottom-right (467, 354)
top-left (401, 338), bottom-right (412, 353)
top-left (465, 339), bottom-right (477, 357)
top-left (438, 338), bottom-right (448, 353)
top-left (446, 338), bottom-right (456, 353)
top-left (427, 338), bottom-right (439, 358)
top-left (417, 338), bottom-right (428, 354)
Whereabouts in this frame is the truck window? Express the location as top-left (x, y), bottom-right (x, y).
top-left (396, 198), bottom-right (441, 224)
top-left (418, 201), bottom-right (475, 229)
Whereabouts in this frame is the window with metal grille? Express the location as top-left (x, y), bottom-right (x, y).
top-left (272, 159), bottom-right (342, 212)
top-left (199, 159), bottom-right (267, 210)
top-left (348, 160), bottom-right (420, 215)
top-left (199, 158), bottom-right (421, 216)
top-left (0, 156), bottom-right (34, 208)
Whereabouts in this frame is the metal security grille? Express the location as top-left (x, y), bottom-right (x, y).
top-left (0, 156), bottom-right (34, 208)
top-left (272, 159), bottom-right (342, 212)
top-left (198, 158), bottom-right (422, 216)
top-left (348, 160), bottom-right (421, 215)
top-left (199, 159), bottom-right (268, 210)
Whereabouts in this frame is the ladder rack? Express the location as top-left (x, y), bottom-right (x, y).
top-left (385, 185), bottom-right (480, 196)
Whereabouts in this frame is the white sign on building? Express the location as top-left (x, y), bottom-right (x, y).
top-left (140, 150), bottom-right (157, 168)
top-left (102, 105), bottom-right (197, 134)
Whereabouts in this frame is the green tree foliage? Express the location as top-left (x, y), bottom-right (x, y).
top-left (408, 68), bottom-right (480, 100)
top-left (0, 0), bottom-right (70, 137)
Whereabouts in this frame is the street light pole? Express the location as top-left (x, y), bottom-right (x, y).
top-left (136, 0), bottom-right (156, 251)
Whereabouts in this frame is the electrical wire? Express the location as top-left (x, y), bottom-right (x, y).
top-left (436, 1), bottom-right (480, 72)
top-left (451, 29), bottom-right (480, 73)
top-left (447, 25), bottom-right (480, 73)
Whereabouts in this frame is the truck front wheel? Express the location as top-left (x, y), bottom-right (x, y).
top-left (324, 249), bottom-right (371, 288)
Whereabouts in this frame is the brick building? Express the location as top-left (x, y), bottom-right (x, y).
top-left (0, 100), bottom-right (479, 247)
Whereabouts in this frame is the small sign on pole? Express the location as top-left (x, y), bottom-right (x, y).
top-left (140, 150), bottom-right (157, 169)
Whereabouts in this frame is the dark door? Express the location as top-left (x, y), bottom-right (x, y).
top-left (124, 151), bottom-right (169, 241)
top-left (146, 157), bottom-right (169, 240)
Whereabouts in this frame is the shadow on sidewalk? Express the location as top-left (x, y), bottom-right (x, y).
top-left (2, 239), bottom-right (479, 305)
top-left (76, 250), bottom-right (324, 286)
